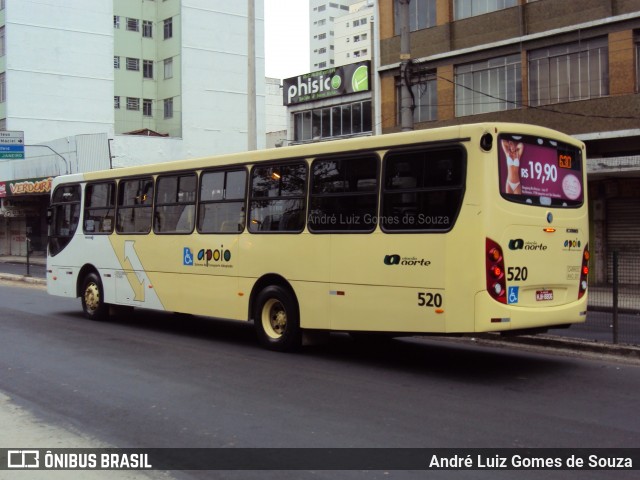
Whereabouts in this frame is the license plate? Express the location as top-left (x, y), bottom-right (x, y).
top-left (536, 290), bottom-right (554, 301)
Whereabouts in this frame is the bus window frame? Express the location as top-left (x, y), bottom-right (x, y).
top-left (197, 167), bottom-right (248, 235)
top-left (83, 181), bottom-right (116, 235)
top-left (153, 171), bottom-right (198, 235)
top-left (248, 160), bottom-right (308, 234)
top-left (49, 183), bottom-right (82, 257)
top-left (380, 144), bottom-right (467, 234)
top-left (116, 175), bottom-right (155, 235)
top-left (308, 152), bottom-right (380, 234)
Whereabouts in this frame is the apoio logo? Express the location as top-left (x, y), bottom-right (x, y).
top-left (384, 254), bottom-right (431, 267)
top-left (198, 246), bottom-right (232, 266)
top-left (563, 239), bottom-right (582, 250)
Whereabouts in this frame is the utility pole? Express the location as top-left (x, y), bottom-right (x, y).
top-left (247, 0), bottom-right (257, 151)
top-left (398, 0), bottom-right (413, 131)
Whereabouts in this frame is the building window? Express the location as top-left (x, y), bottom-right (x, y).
top-left (0, 72), bottom-right (6, 103)
top-left (126, 18), bottom-right (139, 32)
top-left (454, 0), bottom-right (518, 20)
top-left (164, 98), bottom-right (173, 118)
top-left (142, 20), bottom-right (153, 38)
top-left (294, 100), bottom-right (372, 142)
top-left (143, 99), bottom-right (153, 117)
top-left (318, 33), bottom-right (327, 40)
top-left (164, 58), bottom-right (173, 79)
top-left (396, 69), bottom-right (437, 124)
top-left (126, 57), bottom-right (140, 71)
top-left (127, 97), bottom-right (140, 111)
top-left (455, 53), bottom-right (522, 116)
top-left (529, 37), bottom-right (609, 106)
top-left (114, 96), bottom-right (120, 109)
top-left (636, 34), bottom-right (640, 92)
top-left (164, 18), bottom-right (173, 39)
top-left (394, 0), bottom-right (436, 34)
top-left (0, 26), bottom-right (6, 56)
top-left (113, 15), bottom-right (120, 29)
top-left (143, 60), bottom-right (154, 79)
top-left (114, 56), bottom-right (120, 69)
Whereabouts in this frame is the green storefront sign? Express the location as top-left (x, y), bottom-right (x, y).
top-left (284, 61), bottom-right (371, 106)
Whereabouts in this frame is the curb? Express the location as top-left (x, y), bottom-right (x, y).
top-left (469, 333), bottom-right (640, 361)
top-left (0, 273), bottom-right (47, 286)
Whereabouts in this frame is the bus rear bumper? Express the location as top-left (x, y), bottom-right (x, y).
top-left (473, 291), bottom-right (588, 333)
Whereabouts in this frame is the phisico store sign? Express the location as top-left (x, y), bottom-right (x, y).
top-left (284, 61), bottom-right (371, 106)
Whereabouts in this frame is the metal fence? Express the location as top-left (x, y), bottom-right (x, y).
top-left (553, 252), bottom-right (640, 345)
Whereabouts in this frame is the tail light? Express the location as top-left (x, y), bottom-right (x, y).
top-left (486, 238), bottom-right (506, 304)
top-left (578, 244), bottom-right (589, 299)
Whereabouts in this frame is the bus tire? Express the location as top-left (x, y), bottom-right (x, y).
top-left (254, 285), bottom-right (301, 352)
top-left (81, 273), bottom-right (109, 321)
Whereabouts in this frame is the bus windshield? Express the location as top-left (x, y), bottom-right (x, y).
top-left (498, 133), bottom-right (583, 208)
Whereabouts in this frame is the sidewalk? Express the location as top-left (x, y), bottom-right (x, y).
top-left (0, 254), bottom-right (47, 286)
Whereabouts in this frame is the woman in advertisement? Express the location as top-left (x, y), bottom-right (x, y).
top-left (501, 139), bottom-right (523, 195)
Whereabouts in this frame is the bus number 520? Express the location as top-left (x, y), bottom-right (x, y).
top-left (417, 292), bottom-right (443, 308)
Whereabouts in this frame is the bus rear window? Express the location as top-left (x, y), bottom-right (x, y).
top-left (499, 133), bottom-right (583, 207)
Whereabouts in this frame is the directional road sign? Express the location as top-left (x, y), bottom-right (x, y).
top-left (0, 131), bottom-right (25, 160)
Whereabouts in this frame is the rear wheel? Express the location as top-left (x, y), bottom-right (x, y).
top-left (81, 273), bottom-right (109, 321)
top-left (254, 285), bottom-right (301, 352)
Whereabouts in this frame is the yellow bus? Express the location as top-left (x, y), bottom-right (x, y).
top-left (47, 123), bottom-right (589, 351)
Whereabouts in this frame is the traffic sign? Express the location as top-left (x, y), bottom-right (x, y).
top-left (0, 131), bottom-right (25, 160)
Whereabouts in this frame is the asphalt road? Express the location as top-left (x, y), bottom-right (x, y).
top-left (0, 282), bottom-right (639, 480)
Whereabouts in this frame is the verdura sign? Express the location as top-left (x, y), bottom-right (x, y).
top-left (283, 61), bottom-right (370, 106)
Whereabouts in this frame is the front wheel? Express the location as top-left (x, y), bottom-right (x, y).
top-left (253, 285), bottom-right (301, 352)
top-left (80, 273), bottom-right (109, 321)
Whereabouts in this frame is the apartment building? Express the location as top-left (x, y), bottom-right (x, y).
top-left (310, 0), bottom-right (360, 70)
top-left (0, 0), bottom-right (266, 255)
top-left (334, 0), bottom-right (375, 67)
top-left (377, 0), bottom-right (640, 285)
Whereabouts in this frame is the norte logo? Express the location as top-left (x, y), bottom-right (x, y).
top-left (384, 254), bottom-right (431, 267)
top-left (509, 239), bottom-right (547, 251)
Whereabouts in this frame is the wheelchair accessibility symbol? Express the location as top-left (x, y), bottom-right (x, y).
top-left (183, 247), bottom-right (194, 266)
top-left (508, 286), bottom-right (519, 304)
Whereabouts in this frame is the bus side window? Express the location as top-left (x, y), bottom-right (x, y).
top-left (249, 163), bottom-right (306, 233)
top-left (84, 182), bottom-right (116, 234)
top-left (198, 169), bottom-right (247, 234)
top-left (154, 174), bottom-right (197, 234)
top-left (308, 155), bottom-right (378, 233)
top-left (49, 184), bottom-right (82, 256)
top-left (381, 147), bottom-right (465, 232)
top-left (116, 177), bottom-right (154, 234)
